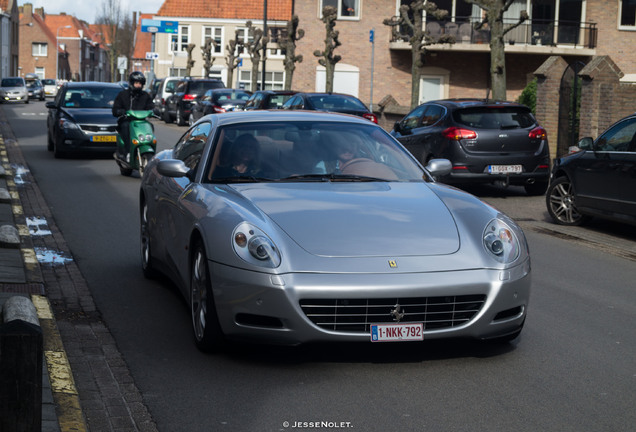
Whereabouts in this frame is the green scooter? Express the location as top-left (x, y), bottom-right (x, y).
top-left (114, 110), bottom-right (157, 177)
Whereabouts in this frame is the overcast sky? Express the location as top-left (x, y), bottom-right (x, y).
top-left (19, 0), bottom-right (163, 24)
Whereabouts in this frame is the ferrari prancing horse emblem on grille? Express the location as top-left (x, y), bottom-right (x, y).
top-left (388, 260), bottom-right (397, 268)
top-left (390, 304), bottom-right (405, 322)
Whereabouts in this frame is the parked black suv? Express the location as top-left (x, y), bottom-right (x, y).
top-left (390, 99), bottom-right (551, 195)
top-left (164, 78), bottom-right (225, 126)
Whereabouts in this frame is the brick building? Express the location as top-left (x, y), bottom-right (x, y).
top-left (18, 4), bottom-right (109, 82)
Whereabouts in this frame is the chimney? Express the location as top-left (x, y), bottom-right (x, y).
top-left (35, 8), bottom-right (45, 19)
top-left (22, 3), bottom-right (33, 16)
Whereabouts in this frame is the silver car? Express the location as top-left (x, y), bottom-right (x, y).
top-left (140, 111), bottom-right (531, 352)
top-left (0, 77), bottom-right (29, 103)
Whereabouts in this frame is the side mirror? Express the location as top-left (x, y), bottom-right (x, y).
top-left (577, 137), bottom-right (594, 150)
top-left (45, 101), bottom-right (56, 109)
top-left (157, 159), bottom-right (190, 178)
top-left (393, 121), bottom-right (401, 133)
top-left (426, 158), bottom-right (452, 178)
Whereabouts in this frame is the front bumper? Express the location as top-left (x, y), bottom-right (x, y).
top-left (209, 260), bottom-right (531, 345)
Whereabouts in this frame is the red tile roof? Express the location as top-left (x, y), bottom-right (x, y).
top-left (157, 0), bottom-right (292, 21)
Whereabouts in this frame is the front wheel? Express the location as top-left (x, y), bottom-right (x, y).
top-left (546, 176), bottom-right (588, 226)
top-left (140, 200), bottom-right (158, 279)
top-left (191, 240), bottom-right (225, 353)
top-left (137, 152), bottom-right (154, 177)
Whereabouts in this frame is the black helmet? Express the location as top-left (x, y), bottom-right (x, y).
top-left (128, 71), bottom-right (146, 87)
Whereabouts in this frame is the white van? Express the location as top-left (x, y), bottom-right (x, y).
top-left (154, 77), bottom-right (181, 119)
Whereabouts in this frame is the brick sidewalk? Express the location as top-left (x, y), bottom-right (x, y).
top-left (0, 106), bottom-right (157, 432)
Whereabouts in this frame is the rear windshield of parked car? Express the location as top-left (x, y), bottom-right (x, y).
top-left (190, 81), bottom-right (225, 93)
top-left (308, 95), bottom-right (368, 111)
top-left (453, 107), bottom-right (536, 129)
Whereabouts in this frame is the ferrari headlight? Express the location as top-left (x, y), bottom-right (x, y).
top-left (483, 219), bottom-right (519, 263)
top-left (232, 222), bottom-right (281, 268)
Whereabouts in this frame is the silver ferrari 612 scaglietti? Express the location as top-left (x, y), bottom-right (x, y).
top-left (139, 110), bottom-right (531, 352)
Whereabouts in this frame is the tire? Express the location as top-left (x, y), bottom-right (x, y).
top-left (47, 131), bottom-right (54, 151)
top-left (546, 176), bottom-right (588, 226)
top-left (163, 109), bottom-right (173, 123)
top-left (119, 164), bottom-right (133, 176)
top-left (138, 152), bottom-right (153, 177)
top-left (140, 200), bottom-right (159, 279)
top-left (191, 240), bottom-right (225, 353)
top-left (524, 181), bottom-right (548, 196)
top-left (53, 136), bottom-right (66, 158)
top-left (188, 113), bottom-right (195, 127)
top-left (25, 99), bottom-right (29, 104)
top-left (176, 106), bottom-right (186, 126)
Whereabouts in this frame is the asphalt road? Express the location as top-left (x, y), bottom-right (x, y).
top-left (6, 101), bottom-right (636, 432)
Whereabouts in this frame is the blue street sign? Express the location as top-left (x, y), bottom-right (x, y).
top-left (369, 29), bottom-right (374, 43)
top-left (141, 19), bottom-right (179, 34)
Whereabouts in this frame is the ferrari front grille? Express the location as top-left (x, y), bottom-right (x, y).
top-left (300, 295), bottom-right (486, 333)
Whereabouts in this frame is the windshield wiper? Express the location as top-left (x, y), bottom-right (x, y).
top-left (210, 176), bottom-right (277, 183)
top-left (280, 173), bottom-right (389, 182)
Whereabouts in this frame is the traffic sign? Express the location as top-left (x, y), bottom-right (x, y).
top-left (141, 19), bottom-right (179, 34)
top-left (369, 29), bottom-right (374, 43)
top-left (145, 52), bottom-right (159, 60)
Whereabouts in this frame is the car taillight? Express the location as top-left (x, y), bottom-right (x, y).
top-left (362, 113), bottom-right (378, 123)
top-left (212, 105), bottom-right (226, 113)
top-left (442, 127), bottom-right (477, 140)
top-left (529, 127), bottom-right (547, 140)
top-left (183, 94), bottom-right (197, 101)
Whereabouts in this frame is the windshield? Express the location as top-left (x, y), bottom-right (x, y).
top-left (205, 121), bottom-right (425, 183)
top-left (63, 87), bottom-right (121, 109)
top-left (1, 78), bottom-right (24, 87)
top-left (453, 107), bottom-right (536, 129)
top-left (42, 79), bottom-right (56, 85)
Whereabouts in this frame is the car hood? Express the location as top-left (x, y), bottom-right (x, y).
top-left (228, 182), bottom-right (459, 257)
top-left (61, 108), bottom-right (117, 124)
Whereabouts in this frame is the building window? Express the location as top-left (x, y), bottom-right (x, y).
top-left (169, 68), bottom-right (188, 77)
top-left (171, 26), bottom-right (190, 52)
top-left (32, 43), bottom-right (47, 56)
top-left (268, 26), bottom-right (286, 57)
top-left (238, 70), bottom-right (285, 91)
top-left (620, 0), bottom-right (636, 28)
top-left (236, 28), bottom-right (254, 55)
top-left (321, 0), bottom-right (359, 19)
top-left (203, 26), bottom-right (223, 55)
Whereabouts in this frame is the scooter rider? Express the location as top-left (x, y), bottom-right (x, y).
top-left (112, 71), bottom-right (154, 162)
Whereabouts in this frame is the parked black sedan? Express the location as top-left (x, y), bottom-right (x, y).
top-left (546, 113), bottom-right (636, 226)
top-left (390, 99), bottom-right (551, 195)
top-left (189, 89), bottom-right (252, 125)
top-left (45, 81), bottom-right (123, 158)
top-left (282, 92), bottom-right (378, 123)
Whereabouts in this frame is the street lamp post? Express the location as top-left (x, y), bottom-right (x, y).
top-left (56, 25), bottom-right (72, 81)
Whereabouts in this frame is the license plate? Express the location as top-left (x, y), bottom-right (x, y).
top-left (370, 323), bottom-right (423, 342)
top-left (488, 164), bottom-right (522, 174)
top-left (91, 135), bottom-right (116, 142)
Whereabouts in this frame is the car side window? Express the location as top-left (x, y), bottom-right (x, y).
top-left (420, 105), bottom-right (444, 127)
top-left (595, 118), bottom-right (636, 152)
top-left (401, 105), bottom-right (427, 130)
top-left (173, 122), bottom-right (213, 171)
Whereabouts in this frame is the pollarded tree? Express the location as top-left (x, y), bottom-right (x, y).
top-left (185, 43), bottom-right (196, 76)
top-left (279, 15), bottom-right (304, 90)
top-left (383, 0), bottom-right (454, 109)
top-left (201, 38), bottom-right (218, 78)
top-left (243, 21), bottom-right (269, 91)
top-left (313, 6), bottom-right (341, 93)
top-left (225, 29), bottom-right (244, 88)
top-left (465, 0), bottom-right (528, 100)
